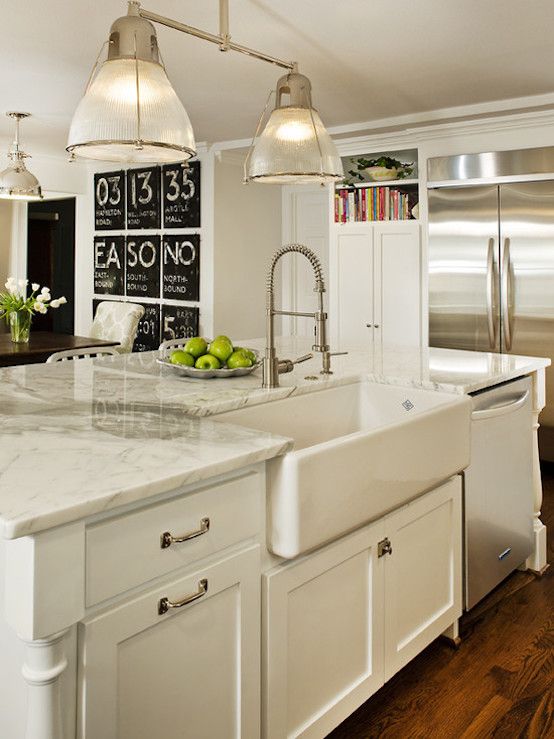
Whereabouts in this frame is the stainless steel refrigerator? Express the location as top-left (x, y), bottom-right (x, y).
top-left (429, 179), bottom-right (554, 459)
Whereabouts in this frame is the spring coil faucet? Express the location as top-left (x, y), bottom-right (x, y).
top-left (263, 244), bottom-right (344, 388)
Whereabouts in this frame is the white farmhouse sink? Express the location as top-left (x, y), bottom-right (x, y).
top-left (219, 381), bottom-right (471, 558)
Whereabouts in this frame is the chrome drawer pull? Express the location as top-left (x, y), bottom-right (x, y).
top-left (160, 517), bottom-right (210, 549)
top-left (158, 579), bottom-right (208, 615)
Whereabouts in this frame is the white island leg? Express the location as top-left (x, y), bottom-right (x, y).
top-left (22, 630), bottom-right (69, 739)
top-left (4, 522), bottom-right (84, 739)
top-left (526, 369), bottom-right (549, 575)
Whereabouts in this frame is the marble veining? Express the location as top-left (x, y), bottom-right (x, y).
top-left (0, 338), bottom-right (548, 540)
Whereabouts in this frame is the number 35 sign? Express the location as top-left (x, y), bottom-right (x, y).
top-left (162, 161), bottom-right (200, 228)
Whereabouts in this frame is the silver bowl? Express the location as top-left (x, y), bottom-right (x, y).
top-left (157, 349), bottom-right (261, 379)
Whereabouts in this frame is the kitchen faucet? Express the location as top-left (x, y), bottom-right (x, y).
top-left (263, 243), bottom-right (345, 389)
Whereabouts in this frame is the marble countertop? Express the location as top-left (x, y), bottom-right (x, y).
top-left (0, 338), bottom-right (548, 540)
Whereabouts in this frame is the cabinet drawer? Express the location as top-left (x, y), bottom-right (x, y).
top-left (86, 470), bottom-right (262, 605)
top-left (80, 545), bottom-right (261, 739)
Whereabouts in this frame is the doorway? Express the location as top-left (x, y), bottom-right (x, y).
top-left (27, 198), bottom-right (75, 333)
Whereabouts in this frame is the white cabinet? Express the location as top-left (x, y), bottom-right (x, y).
top-left (79, 545), bottom-right (261, 739)
top-left (263, 476), bottom-right (461, 739)
top-left (383, 477), bottom-right (462, 680)
top-left (330, 222), bottom-right (421, 350)
top-left (263, 521), bottom-right (385, 739)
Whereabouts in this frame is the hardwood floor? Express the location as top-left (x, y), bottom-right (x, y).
top-left (328, 465), bottom-right (554, 739)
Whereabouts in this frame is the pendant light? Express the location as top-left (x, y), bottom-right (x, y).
top-left (67, 0), bottom-right (341, 183)
top-left (244, 70), bottom-right (343, 184)
top-left (0, 113), bottom-right (43, 200)
top-left (66, 1), bottom-right (196, 163)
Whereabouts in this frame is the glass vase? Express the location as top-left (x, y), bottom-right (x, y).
top-left (9, 310), bottom-right (32, 343)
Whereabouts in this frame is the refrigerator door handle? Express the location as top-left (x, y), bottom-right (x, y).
top-left (501, 237), bottom-right (513, 350)
top-left (486, 237), bottom-right (497, 349)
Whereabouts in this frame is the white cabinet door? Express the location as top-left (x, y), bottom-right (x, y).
top-left (330, 223), bottom-right (421, 352)
top-left (79, 545), bottom-right (260, 739)
top-left (263, 521), bottom-right (385, 739)
top-left (374, 222), bottom-right (421, 349)
top-left (383, 476), bottom-right (462, 680)
top-left (330, 229), bottom-right (374, 350)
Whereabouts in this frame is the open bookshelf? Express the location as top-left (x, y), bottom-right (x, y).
top-left (335, 148), bottom-right (419, 224)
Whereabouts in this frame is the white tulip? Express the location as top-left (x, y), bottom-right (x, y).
top-left (50, 299), bottom-right (60, 308)
top-left (58, 296), bottom-right (67, 304)
top-left (31, 283), bottom-right (40, 292)
top-left (40, 286), bottom-right (50, 295)
top-left (18, 279), bottom-right (28, 288)
top-left (38, 303), bottom-right (47, 314)
top-left (36, 294), bottom-right (47, 303)
top-left (33, 301), bottom-right (43, 311)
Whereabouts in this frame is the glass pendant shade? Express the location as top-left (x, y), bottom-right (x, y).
top-left (0, 159), bottom-right (42, 200)
top-left (67, 5), bottom-right (196, 163)
top-left (67, 58), bottom-right (195, 163)
top-left (245, 72), bottom-right (343, 184)
top-left (0, 113), bottom-right (42, 200)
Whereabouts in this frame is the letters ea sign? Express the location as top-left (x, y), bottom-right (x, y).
top-left (94, 236), bottom-right (125, 295)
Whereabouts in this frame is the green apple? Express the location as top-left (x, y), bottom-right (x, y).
top-left (240, 347), bottom-right (257, 364)
top-left (184, 336), bottom-right (208, 358)
top-left (208, 338), bottom-right (233, 363)
top-left (213, 334), bottom-right (233, 347)
top-left (226, 350), bottom-right (253, 369)
top-left (195, 354), bottom-right (221, 370)
top-left (169, 349), bottom-right (195, 367)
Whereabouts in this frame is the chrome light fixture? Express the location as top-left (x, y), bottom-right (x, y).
top-left (0, 113), bottom-right (43, 200)
top-left (67, 1), bottom-right (196, 163)
top-left (68, 0), bottom-right (341, 183)
top-left (244, 70), bottom-right (343, 184)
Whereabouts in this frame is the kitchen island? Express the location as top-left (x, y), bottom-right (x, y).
top-left (0, 340), bottom-right (549, 738)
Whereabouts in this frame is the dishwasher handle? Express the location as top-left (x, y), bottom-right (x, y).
top-left (471, 390), bottom-right (529, 420)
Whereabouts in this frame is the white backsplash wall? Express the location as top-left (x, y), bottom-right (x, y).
top-left (213, 154), bottom-right (282, 339)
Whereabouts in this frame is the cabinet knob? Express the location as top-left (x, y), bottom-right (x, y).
top-left (374, 324), bottom-right (380, 328)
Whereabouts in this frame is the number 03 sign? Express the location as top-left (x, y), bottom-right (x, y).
top-left (94, 171), bottom-right (126, 230)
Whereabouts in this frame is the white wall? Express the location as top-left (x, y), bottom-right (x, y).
top-left (0, 200), bottom-right (13, 287)
top-left (213, 154), bottom-right (282, 340)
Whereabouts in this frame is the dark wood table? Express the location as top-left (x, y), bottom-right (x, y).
top-left (0, 332), bottom-right (119, 367)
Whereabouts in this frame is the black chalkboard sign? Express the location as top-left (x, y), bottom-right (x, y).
top-left (162, 234), bottom-right (200, 301)
top-left (133, 303), bottom-right (161, 352)
top-left (126, 235), bottom-right (161, 299)
top-left (126, 166), bottom-right (161, 229)
top-left (94, 236), bottom-right (125, 295)
top-left (162, 161), bottom-right (200, 228)
top-left (162, 304), bottom-right (199, 342)
top-left (94, 171), bottom-right (125, 230)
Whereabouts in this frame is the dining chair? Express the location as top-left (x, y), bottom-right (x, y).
top-left (90, 301), bottom-right (145, 353)
top-left (46, 347), bottom-right (120, 363)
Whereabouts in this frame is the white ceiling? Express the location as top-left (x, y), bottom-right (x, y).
top-left (2, 0), bottom-right (554, 155)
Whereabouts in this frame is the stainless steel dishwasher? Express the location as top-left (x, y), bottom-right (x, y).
top-left (465, 375), bottom-right (534, 609)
